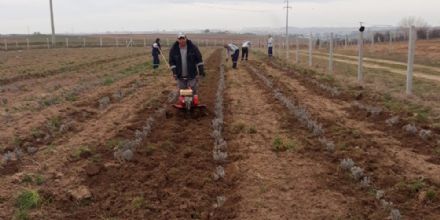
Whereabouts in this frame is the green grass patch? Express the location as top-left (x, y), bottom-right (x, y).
top-left (272, 136), bottom-right (300, 152)
top-left (39, 96), bottom-right (61, 108)
top-left (47, 116), bottom-right (62, 132)
top-left (131, 196), bottom-right (146, 209)
top-left (71, 146), bottom-right (93, 159)
top-left (426, 189), bottom-right (437, 202)
top-left (14, 189), bottom-right (41, 220)
top-left (102, 77), bottom-right (115, 86)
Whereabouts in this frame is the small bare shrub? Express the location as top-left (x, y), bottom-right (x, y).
top-left (213, 166), bottom-right (225, 181)
top-left (215, 196), bottom-right (226, 208)
top-left (376, 190), bottom-right (385, 200)
top-left (98, 96), bottom-right (110, 110)
top-left (390, 209), bottom-right (401, 220)
top-left (360, 176), bottom-right (370, 188)
top-left (402, 124), bottom-right (417, 135)
top-left (386, 116), bottom-right (400, 126)
top-left (350, 166), bottom-right (364, 181)
top-left (418, 129), bottom-right (432, 141)
top-left (340, 158), bottom-right (354, 171)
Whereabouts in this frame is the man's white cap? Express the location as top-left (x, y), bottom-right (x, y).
top-left (177, 32), bottom-right (186, 39)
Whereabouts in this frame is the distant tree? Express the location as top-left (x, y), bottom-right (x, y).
top-left (398, 16), bottom-right (430, 39)
top-left (204, 29), bottom-right (210, 34)
top-left (398, 16), bottom-right (429, 29)
top-left (33, 32), bottom-right (41, 35)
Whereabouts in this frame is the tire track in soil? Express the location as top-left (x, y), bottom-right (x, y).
top-left (39, 49), bottom-right (234, 219)
top-left (0, 69), bottom-right (177, 218)
top-left (224, 64), bottom-right (374, 219)
top-left (248, 60), bottom-right (440, 219)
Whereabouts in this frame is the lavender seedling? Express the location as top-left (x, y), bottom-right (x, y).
top-left (350, 166), bottom-right (364, 181)
top-left (402, 124), bottom-right (417, 135)
top-left (418, 129), bottom-right (432, 141)
top-left (390, 209), bottom-right (401, 220)
top-left (215, 196), bottom-right (226, 208)
top-left (213, 166), bottom-right (225, 181)
top-left (386, 116), bottom-right (400, 126)
top-left (340, 158), bottom-right (354, 171)
top-left (381, 199), bottom-right (392, 209)
top-left (360, 176), bottom-right (370, 188)
top-left (98, 96), bottom-right (110, 110)
top-left (376, 190), bottom-right (385, 200)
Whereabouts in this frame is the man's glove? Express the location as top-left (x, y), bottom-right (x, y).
top-left (198, 66), bottom-right (205, 78)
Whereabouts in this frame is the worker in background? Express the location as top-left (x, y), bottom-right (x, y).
top-left (267, 35), bottom-right (274, 57)
top-left (152, 38), bottom-right (161, 70)
top-left (241, 40), bottom-right (251, 61)
top-left (224, 43), bottom-right (239, 69)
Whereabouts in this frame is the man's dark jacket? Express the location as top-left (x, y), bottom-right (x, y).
top-left (169, 40), bottom-right (204, 79)
top-left (152, 42), bottom-right (161, 56)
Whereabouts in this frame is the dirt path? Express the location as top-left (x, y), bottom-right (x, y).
top-left (311, 50), bottom-right (440, 74)
top-left (299, 51), bottom-right (440, 82)
top-left (224, 64), bottom-right (369, 219)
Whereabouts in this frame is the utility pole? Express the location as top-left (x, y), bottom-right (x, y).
top-left (284, 0), bottom-right (292, 61)
top-left (49, 0), bottom-right (56, 47)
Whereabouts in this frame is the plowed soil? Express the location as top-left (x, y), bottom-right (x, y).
top-left (1, 46), bottom-right (439, 220)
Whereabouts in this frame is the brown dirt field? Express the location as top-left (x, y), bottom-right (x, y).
top-left (246, 58), bottom-right (440, 219)
top-left (0, 48), bottom-right (147, 85)
top-left (1, 44), bottom-right (440, 220)
top-left (224, 65), bottom-right (371, 219)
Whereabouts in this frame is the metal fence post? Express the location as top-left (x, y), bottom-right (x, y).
top-left (329, 33), bottom-right (334, 74)
top-left (308, 33), bottom-right (313, 67)
top-left (295, 38), bottom-right (299, 64)
top-left (406, 26), bottom-right (416, 95)
top-left (357, 30), bottom-right (364, 82)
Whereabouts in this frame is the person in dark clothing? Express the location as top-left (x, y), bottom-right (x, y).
top-left (241, 41), bottom-right (251, 61)
top-left (224, 43), bottom-right (239, 69)
top-left (169, 33), bottom-right (205, 105)
top-left (152, 38), bottom-right (161, 69)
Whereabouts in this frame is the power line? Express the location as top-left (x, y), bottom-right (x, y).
top-left (196, 4), bottom-right (271, 13)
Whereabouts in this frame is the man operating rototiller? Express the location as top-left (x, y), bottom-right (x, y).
top-left (169, 32), bottom-right (206, 111)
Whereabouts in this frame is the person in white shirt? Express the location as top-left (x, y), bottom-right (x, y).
top-left (241, 41), bottom-right (251, 61)
top-left (224, 43), bottom-right (240, 69)
top-left (267, 35), bottom-right (274, 57)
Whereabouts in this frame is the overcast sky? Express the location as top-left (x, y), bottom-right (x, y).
top-left (1, 0), bottom-right (439, 34)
